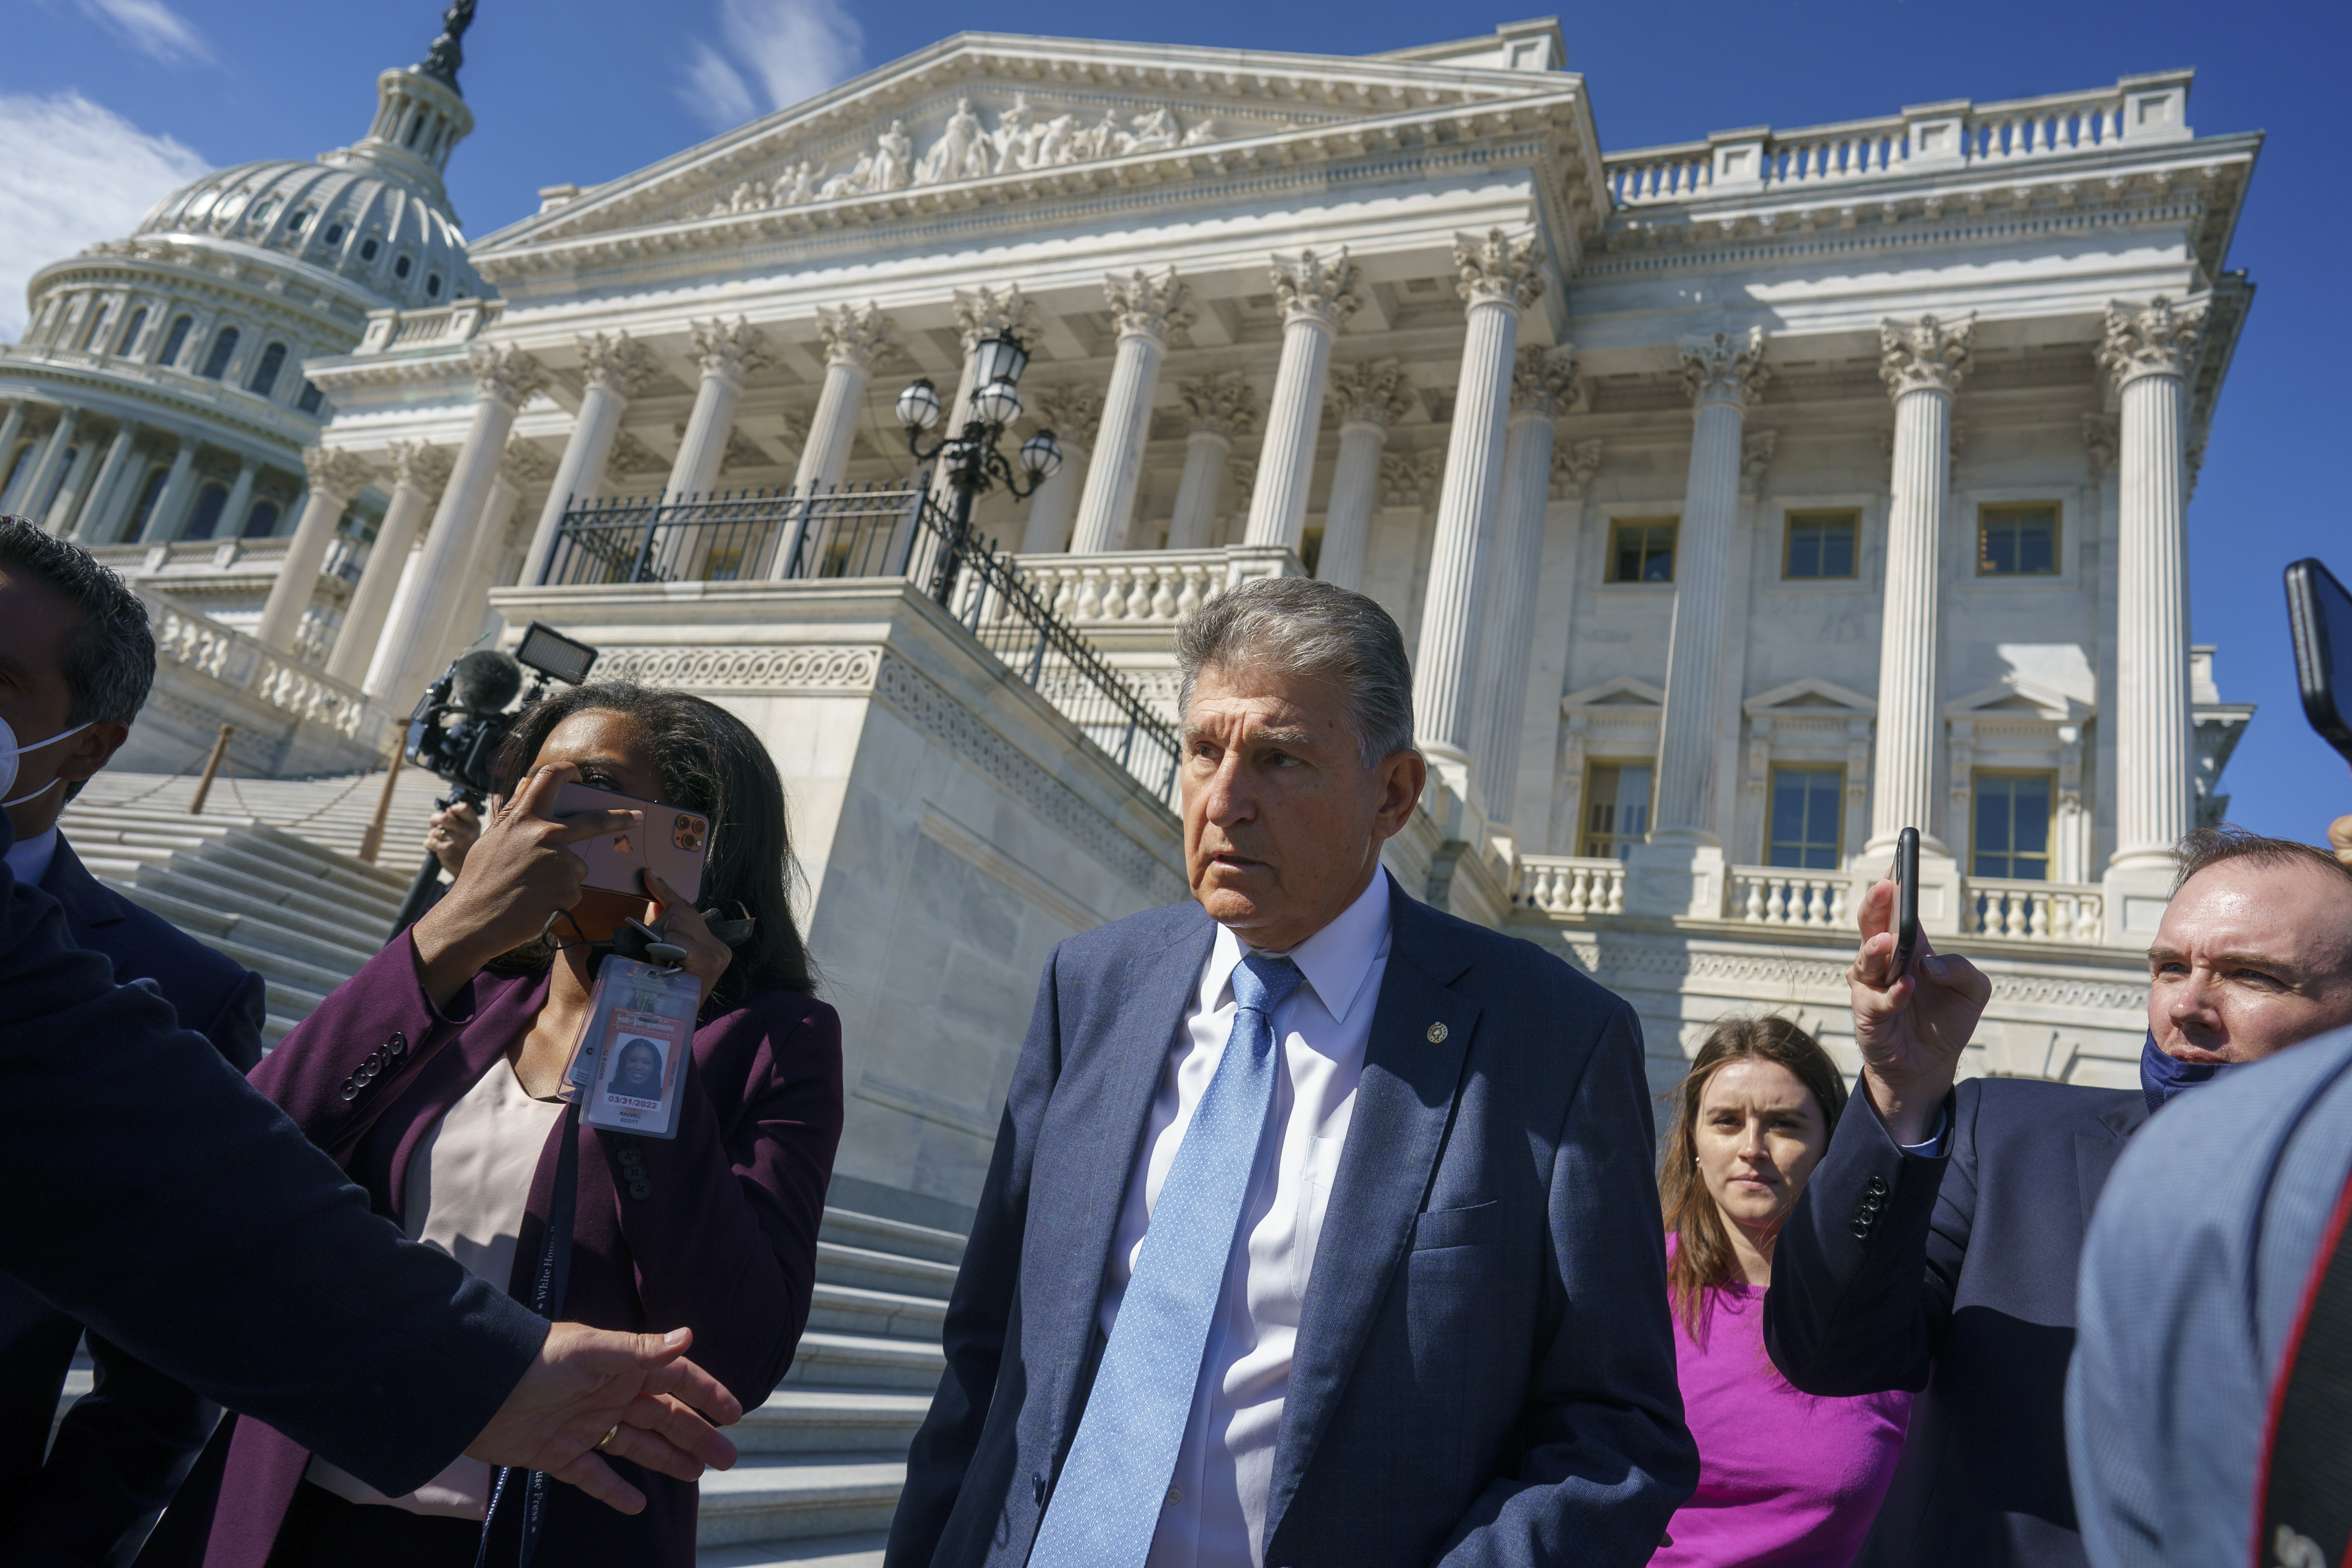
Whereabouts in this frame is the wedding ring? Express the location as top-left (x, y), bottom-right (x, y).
top-left (596, 1424), bottom-right (621, 1451)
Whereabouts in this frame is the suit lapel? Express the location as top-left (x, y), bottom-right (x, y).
top-left (37, 838), bottom-right (123, 933)
top-left (1265, 879), bottom-right (1476, 1537)
top-left (2076, 1094), bottom-right (2152, 1231)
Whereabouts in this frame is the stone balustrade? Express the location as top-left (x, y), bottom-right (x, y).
top-left (140, 588), bottom-right (395, 750)
top-left (1963, 878), bottom-right (2105, 944)
top-left (1726, 866), bottom-right (1856, 929)
top-left (1008, 544), bottom-right (1294, 629)
top-left (356, 296), bottom-right (507, 353)
top-left (1514, 856), bottom-right (1627, 916)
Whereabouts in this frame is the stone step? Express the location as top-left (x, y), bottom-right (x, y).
top-left (114, 842), bottom-right (405, 932)
top-left (695, 1454), bottom-right (906, 1547)
top-left (814, 1241), bottom-right (960, 1303)
top-left (103, 886), bottom-right (364, 998)
top-left (733, 1388), bottom-right (931, 1454)
top-left (698, 1533), bottom-right (887, 1567)
top-left (817, 1207), bottom-right (966, 1268)
top-left (63, 809), bottom-right (412, 903)
top-left (805, 1282), bottom-right (946, 1343)
top-left (107, 877), bottom-right (382, 978)
top-left (70, 769), bottom-right (449, 864)
top-left (777, 1332), bottom-right (945, 1392)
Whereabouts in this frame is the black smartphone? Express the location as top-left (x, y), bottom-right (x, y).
top-left (2286, 559), bottom-right (2352, 765)
top-left (1891, 826), bottom-right (1921, 980)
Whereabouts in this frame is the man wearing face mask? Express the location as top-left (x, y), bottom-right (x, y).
top-left (0, 517), bottom-right (274, 1563)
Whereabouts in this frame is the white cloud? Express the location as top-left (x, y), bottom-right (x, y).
top-left (0, 91), bottom-right (209, 341)
top-left (679, 0), bottom-right (863, 133)
top-left (74, 0), bottom-right (213, 65)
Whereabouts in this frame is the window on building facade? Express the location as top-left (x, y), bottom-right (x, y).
top-left (183, 483), bottom-right (229, 540)
top-left (360, 238), bottom-right (380, 262)
top-left (1767, 765), bottom-right (1845, 868)
top-left (1784, 509), bottom-right (1860, 579)
top-left (1973, 771), bottom-right (2054, 880)
top-left (322, 221), bottom-right (344, 246)
top-left (1580, 762), bottom-right (1654, 859)
top-left (199, 326), bottom-right (240, 380)
top-left (247, 342), bottom-right (287, 397)
top-left (127, 467), bottom-right (169, 536)
top-left (158, 314), bottom-right (192, 367)
top-left (80, 301), bottom-right (111, 351)
top-left (1606, 518), bottom-right (1677, 583)
top-left (242, 499), bottom-right (281, 537)
top-left (0, 444), bottom-right (31, 503)
top-left (426, 272), bottom-right (443, 298)
top-left (250, 197), bottom-right (277, 227)
top-left (115, 307), bottom-right (147, 356)
top-left (289, 209), bottom-right (310, 233)
top-left (43, 449), bottom-right (80, 518)
top-left (394, 254), bottom-right (412, 279)
top-left (297, 381), bottom-right (326, 416)
top-left (1978, 503), bottom-right (2060, 576)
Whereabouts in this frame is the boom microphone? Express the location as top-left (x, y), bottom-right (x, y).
top-left (449, 649), bottom-right (523, 714)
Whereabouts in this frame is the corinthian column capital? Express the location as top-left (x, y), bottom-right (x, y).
top-left (301, 445), bottom-right (374, 503)
top-left (1879, 313), bottom-right (1975, 399)
top-left (690, 317), bottom-right (774, 385)
top-left (1178, 371), bottom-right (1258, 439)
top-left (1452, 228), bottom-right (1546, 311)
top-left (498, 437), bottom-right (556, 490)
top-left (2099, 296), bottom-right (2205, 388)
top-left (468, 341), bottom-right (547, 409)
top-left (577, 331), bottom-right (659, 399)
top-left (818, 301), bottom-right (897, 373)
top-left (1101, 267), bottom-right (1196, 344)
top-left (954, 283), bottom-right (1042, 352)
top-left (1551, 437), bottom-right (1603, 500)
top-left (1328, 358), bottom-right (1414, 428)
top-left (1510, 345), bottom-right (1581, 417)
top-left (389, 439), bottom-right (453, 495)
top-left (1270, 247), bottom-right (1361, 328)
top-left (1028, 381), bottom-right (1105, 446)
top-left (1680, 328), bottom-right (1769, 407)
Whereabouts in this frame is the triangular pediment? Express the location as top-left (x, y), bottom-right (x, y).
top-left (475, 30), bottom-right (1599, 260)
top-left (1944, 676), bottom-right (2092, 722)
top-left (1744, 677), bottom-right (1877, 717)
top-left (1563, 677), bottom-right (1666, 710)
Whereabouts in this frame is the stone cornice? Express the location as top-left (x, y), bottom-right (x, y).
top-left (29, 238), bottom-right (383, 334)
top-left (0, 352), bottom-right (320, 455)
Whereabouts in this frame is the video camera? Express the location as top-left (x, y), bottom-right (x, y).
top-left (388, 621), bottom-right (600, 937)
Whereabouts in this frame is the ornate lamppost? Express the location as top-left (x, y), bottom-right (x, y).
top-left (897, 330), bottom-right (1062, 603)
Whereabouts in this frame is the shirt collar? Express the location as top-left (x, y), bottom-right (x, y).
top-left (1204, 869), bottom-right (1393, 1025)
top-left (4, 826), bottom-right (58, 890)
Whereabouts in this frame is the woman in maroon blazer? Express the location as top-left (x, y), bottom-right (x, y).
top-left (176, 682), bottom-right (843, 1568)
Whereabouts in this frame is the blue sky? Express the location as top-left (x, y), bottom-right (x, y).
top-left (4, 0), bottom-right (2347, 846)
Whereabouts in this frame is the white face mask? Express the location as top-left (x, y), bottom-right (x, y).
top-left (0, 716), bottom-right (93, 808)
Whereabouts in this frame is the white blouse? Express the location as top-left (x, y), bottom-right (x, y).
top-left (307, 1054), bottom-right (566, 1518)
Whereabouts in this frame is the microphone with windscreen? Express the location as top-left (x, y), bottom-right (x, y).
top-left (449, 649), bottom-right (523, 714)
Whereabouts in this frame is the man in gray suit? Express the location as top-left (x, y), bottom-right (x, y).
top-left (887, 577), bottom-right (1695, 1568)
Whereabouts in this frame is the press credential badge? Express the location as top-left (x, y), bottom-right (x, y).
top-left (563, 956), bottom-right (699, 1140)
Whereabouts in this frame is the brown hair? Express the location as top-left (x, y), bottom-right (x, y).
top-left (2172, 824), bottom-right (2352, 897)
top-left (1659, 1015), bottom-right (1849, 1337)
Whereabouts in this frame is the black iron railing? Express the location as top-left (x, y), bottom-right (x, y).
top-left (538, 484), bottom-right (1182, 802)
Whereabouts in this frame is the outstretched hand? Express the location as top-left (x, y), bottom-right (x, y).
top-left (1849, 877), bottom-right (1991, 1145)
top-left (466, 1323), bottom-right (742, 1514)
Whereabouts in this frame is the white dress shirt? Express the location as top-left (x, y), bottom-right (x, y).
top-left (1099, 869), bottom-right (1393, 1568)
top-left (4, 826), bottom-right (58, 889)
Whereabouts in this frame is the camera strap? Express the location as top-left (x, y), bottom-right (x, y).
top-left (475, 1099), bottom-right (582, 1568)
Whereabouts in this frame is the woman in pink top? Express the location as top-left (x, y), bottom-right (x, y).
top-left (1653, 1017), bottom-right (1910, 1568)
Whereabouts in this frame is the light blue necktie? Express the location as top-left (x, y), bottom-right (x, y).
top-left (1029, 952), bottom-right (1303, 1568)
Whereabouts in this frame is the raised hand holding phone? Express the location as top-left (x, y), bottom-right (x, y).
top-left (1848, 842), bottom-right (1993, 1146)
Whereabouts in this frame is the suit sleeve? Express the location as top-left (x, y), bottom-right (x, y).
top-left (1763, 1081), bottom-right (1971, 1396)
top-left (1437, 999), bottom-right (1700, 1566)
top-left (204, 969), bottom-right (269, 1076)
top-left (0, 862), bottom-right (548, 1500)
top-left (885, 946), bottom-right (1063, 1568)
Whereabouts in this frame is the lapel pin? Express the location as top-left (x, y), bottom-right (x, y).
top-left (1426, 1022), bottom-right (1449, 1044)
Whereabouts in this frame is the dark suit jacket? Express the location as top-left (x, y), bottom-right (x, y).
top-left (171, 933), bottom-right (842, 1568)
top-left (887, 876), bottom-right (1696, 1568)
top-left (0, 837), bottom-right (270, 1564)
top-left (1763, 1075), bottom-right (2147, 1568)
top-left (0, 817), bottom-right (552, 1557)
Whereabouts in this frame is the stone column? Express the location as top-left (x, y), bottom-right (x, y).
top-left (522, 331), bottom-right (656, 586)
top-left (1316, 360), bottom-right (1412, 591)
top-left (1165, 374), bottom-right (1258, 551)
top-left (365, 343), bottom-right (543, 705)
top-left (329, 441), bottom-right (449, 684)
top-left (19, 408), bottom-right (81, 528)
top-left (1412, 229), bottom-right (1544, 782)
top-left (1469, 346), bottom-right (1578, 826)
top-left (0, 404), bottom-right (24, 508)
top-left (797, 302), bottom-right (895, 492)
top-left (1867, 314), bottom-right (1973, 911)
top-left (43, 433), bottom-right (103, 534)
top-left (1018, 381), bottom-right (1104, 553)
top-left (1071, 269), bottom-right (1192, 554)
top-left (2100, 296), bottom-right (2204, 938)
top-left (1624, 328), bottom-right (1769, 918)
top-left (216, 457), bottom-right (260, 539)
top-left (1244, 249), bottom-right (1359, 554)
top-left (140, 440), bottom-right (199, 542)
top-left (69, 422), bottom-right (140, 540)
top-left (426, 439), bottom-right (553, 675)
top-left (255, 446), bottom-right (373, 654)
top-left (663, 318), bottom-right (769, 503)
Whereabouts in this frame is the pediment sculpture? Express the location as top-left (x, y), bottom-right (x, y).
top-left (708, 94), bottom-right (1223, 216)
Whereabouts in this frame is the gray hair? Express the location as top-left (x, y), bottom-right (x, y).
top-left (1175, 576), bottom-right (1415, 766)
top-left (0, 515), bottom-right (155, 728)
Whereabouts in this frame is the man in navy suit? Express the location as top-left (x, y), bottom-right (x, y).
top-left (888, 577), bottom-right (1695, 1568)
top-left (0, 516), bottom-right (274, 1563)
top-left (1764, 829), bottom-right (2352, 1568)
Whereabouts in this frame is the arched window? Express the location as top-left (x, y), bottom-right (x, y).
top-left (242, 499), bottom-right (281, 537)
top-left (322, 221), bottom-right (344, 246)
top-left (199, 326), bottom-right (240, 380)
top-left (425, 273), bottom-right (443, 298)
top-left (297, 381), bottom-right (325, 416)
top-left (359, 238), bottom-right (380, 262)
top-left (127, 467), bottom-right (169, 537)
top-left (247, 341), bottom-right (287, 396)
top-left (289, 209), bottom-right (310, 233)
top-left (116, 307), bottom-right (147, 356)
top-left (158, 314), bottom-right (193, 367)
top-left (184, 482), bottom-right (229, 540)
top-left (406, 113), bottom-right (426, 147)
top-left (80, 300), bottom-right (111, 350)
top-left (394, 254), bottom-right (412, 279)
top-left (251, 196), bottom-right (277, 227)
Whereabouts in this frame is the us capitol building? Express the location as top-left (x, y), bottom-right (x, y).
top-left (3, 10), bottom-right (2262, 1232)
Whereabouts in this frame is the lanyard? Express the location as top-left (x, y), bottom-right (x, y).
top-left (475, 1100), bottom-right (581, 1568)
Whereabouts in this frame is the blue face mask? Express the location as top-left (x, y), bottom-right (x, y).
top-left (0, 715), bottom-right (93, 808)
top-left (2141, 1030), bottom-right (2234, 1115)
